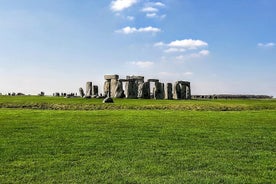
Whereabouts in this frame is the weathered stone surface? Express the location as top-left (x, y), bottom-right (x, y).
top-left (154, 82), bottom-right (164, 99)
top-left (103, 81), bottom-right (110, 97)
top-left (173, 81), bottom-right (191, 100)
top-left (126, 76), bottom-right (144, 81)
top-left (103, 97), bottom-right (114, 103)
top-left (86, 82), bottom-right (92, 96)
top-left (173, 82), bottom-right (181, 99)
top-left (110, 79), bottom-right (119, 97)
top-left (138, 82), bottom-right (150, 99)
top-left (114, 80), bottom-right (124, 98)
top-left (165, 83), bottom-right (173, 100)
top-left (92, 85), bottom-right (98, 96)
top-left (186, 84), bottom-right (191, 99)
top-left (79, 88), bottom-right (85, 97)
top-left (125, 79), bottom-right (138, 99)
top-left (148, 79), bottom-right (159, 83)
top-left (180, 84), bottom-right (187, 99)
top-left (104, 75), bottom-right (119, 80)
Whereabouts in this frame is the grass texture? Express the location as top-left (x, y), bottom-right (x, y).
top-left (0, 108), bottom-right (275, 183)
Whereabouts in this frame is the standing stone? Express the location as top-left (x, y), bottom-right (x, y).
top-left (142, 82), bottom-right (151, 99)
top-left (103, 81), bottom-right (110, 97)
top-left (137, 82), bottom-right (144, 98)
top-left (180, 83), bottom-right (187, 99)
top-left (111, 78), bottom-right (119, 97)
top-left (86, 82), bottom-right (92, 97)
top-left (165, 83), bottom-right (173, 100)
top-left (92, 85), bottom-right (99, 96)
top-left (79, 88), bottom-right (85, 97)
top-left (104, 75), bottom-right (119, 98)
top-left (114, 81), bottom-right (124, 98)
top-left (125, 79), bottom-right (138, 99)
top-left (154, 82), bottom-right (164, 99)
top-left (186, 83), bottom-right (191, 99)
top-left (173, 82), bottom-right (181, 100)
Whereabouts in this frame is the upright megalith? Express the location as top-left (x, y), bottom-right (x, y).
top-left (104, 75), bottom-right (120, 98)
top-left (154, 82), bottom-right (164, 99)
top-left (79, 88), bottom-right (85, 97)
top-left (173, 81), bottom-right (191, 100)
top-left (103, 80), bottom-right (111, 97)
top-left (125, 79), bottom-right (138, 99)
top-left (124, 76), bottom-right (144, 99)
top-left (165, 83), bottom-right (173, 100)
top-left (86, 82), bottom-right (92, 97)
top-left (138, 82), bottom-right (150, 99)
top-left (173, 82), bottom-right (182, 100)
top-left (114, 80), bottom-right (124, 98)
top-left (92, 85), bottom-right (98, 96)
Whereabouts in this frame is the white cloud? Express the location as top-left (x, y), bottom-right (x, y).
top-left (131, 61), bottom-right (154, 68)
top-left (183, 72), bottom-right (193, 76)
top-left (146, 13), bottom-right (157, 18)
top-left (168, 39), bottom-right (208, 49)
top-left (164, 48), bottom-right (186, 53)
top-left (155, 39), bottom-right (209, 57)
top-left (258, 42), bottom-right (275, 47)
top-left (176, 50), bottom-right (210, 60)
top-left (154, 42), bottom-right (165, 47)
top-left (141, 7), bottom-right (159, 12)
top-left (110, 0), bottom-right (138, 12)
top-left (154, 2), bottom-right (166, 7)
top-left (116, 26), bottom-right (161, 34)
top-left (199, 50), bottom-right (210, 56)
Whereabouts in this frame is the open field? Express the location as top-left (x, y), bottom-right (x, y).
top-left (0, 97), bottom-right (276, 183)
top-left (0, 96), bottom-right (276, 111)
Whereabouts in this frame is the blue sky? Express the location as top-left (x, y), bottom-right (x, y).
top-left (0, 0), bottom-right (275, 96)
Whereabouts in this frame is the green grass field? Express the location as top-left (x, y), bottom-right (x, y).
top-left (0, 96), bottom-right (275, 183)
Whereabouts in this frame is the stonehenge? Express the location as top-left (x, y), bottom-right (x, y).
top-left (102, 74), bottom-right (192, 100)
top-left (70, 75), bottom-right (192, 100)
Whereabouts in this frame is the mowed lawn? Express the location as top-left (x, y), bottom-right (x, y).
top-left (0, 108), bottom-right (275, 183)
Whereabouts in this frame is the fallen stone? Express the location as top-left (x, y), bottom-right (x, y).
top-left (103, 97), bottom-right (114, 103)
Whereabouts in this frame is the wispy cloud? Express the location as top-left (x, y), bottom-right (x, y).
top-left (141, 7), bottom-right (159, 12)
top-left (154, 2), bottom-right (166, 7)
top-left (142, 1), bottom-right (166, 19)
top-left (176, 50), bottom-right (210, 60)
top-left (154, 42), bottom-right (165, 47)
top-left (164, 48), bottom-right (186, 53)
top-left (155, 39), bottom-right (209, 59)
top-left (168, 39), bottom-right (208, 49)
top-left (258, 42), bottom-right (275, 48)
top-left (116, 26), bottom-right (161, 34)
top-left (131, 61), bottom-right (154, 68)
top-left (146, 13), bottom-right (157, 18)
top-left (110, 0), bottom-right (138, 12)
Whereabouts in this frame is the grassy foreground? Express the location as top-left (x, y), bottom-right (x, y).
top-left (0, 108), bottom-right (275, 183)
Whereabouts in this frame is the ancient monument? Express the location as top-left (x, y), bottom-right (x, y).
top-left (102, 74), bottom-right (192, 100)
